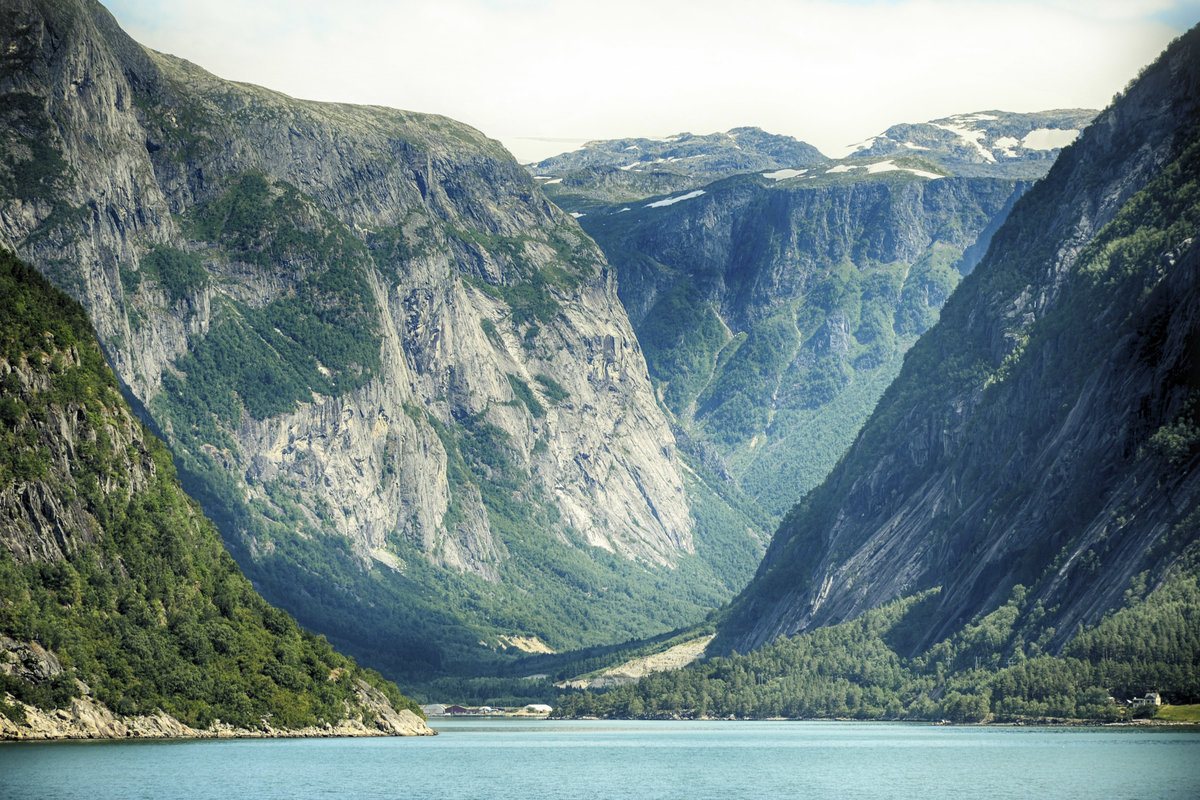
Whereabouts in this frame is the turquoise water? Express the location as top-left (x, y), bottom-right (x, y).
top-left (3, 719), bottom-right (1199, 799)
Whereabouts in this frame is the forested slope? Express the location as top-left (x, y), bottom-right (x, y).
top-left (0, 249), bottom-right (429, 738)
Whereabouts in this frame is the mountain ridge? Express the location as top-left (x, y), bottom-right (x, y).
top-left (714, 26), bottom-right (1200, 658)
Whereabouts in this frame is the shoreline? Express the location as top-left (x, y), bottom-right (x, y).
top-left (547, 714), bottom-right (1200, 728)
top-left (1, 693), bottom-right (435, 742)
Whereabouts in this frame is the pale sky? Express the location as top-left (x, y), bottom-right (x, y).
top-left (104, 0), bottom-right (1199, 163)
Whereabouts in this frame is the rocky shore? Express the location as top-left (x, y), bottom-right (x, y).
top-left (1, 686), bottom-right (434, 741)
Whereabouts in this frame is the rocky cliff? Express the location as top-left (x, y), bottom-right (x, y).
top-left (0, 250), bottom-right (431, 738)
top-left (716, 28), bottom-right (1200, 656)
top-left (539, 146), bottom-right (1059, 516)
top-left (0, 0), bottom-right (755, 677)
top-left (538, 112), bottom-right (1097, 520)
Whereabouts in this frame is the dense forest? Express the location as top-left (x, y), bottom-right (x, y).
top-left (0, 250), bottom-right (423, 731)
top-left (556, 538), bottom-right (1200, 722)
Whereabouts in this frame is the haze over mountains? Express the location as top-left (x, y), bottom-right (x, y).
top-left (0, 0), bottom-right (1196, 731)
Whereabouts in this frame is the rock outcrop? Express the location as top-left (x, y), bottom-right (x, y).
top-left (2, 669), bottom-right (431, 740)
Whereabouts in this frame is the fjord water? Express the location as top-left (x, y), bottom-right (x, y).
top-left (5, 719), bottom-right (1198, 799)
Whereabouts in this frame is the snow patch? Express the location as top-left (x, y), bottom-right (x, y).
top-left (825, 161), bottom-right (940, 179)
top-left (541, 177), bottom-right (563, 185)
top-left (623, 145), bottom-right (640, 151)
top-left (618, 207), bottom-right (632, 213)
top-left (902, 142), bottom-right (929, 150)
top-left (864, 160), bottom-right (942, 179)
top-left (570, 212), bottom-right (585, 218)
top-left (645, 190), bottom-right (706, 208)
top-left (762, 168), bottom-right (807, 181)
top-left (993, 136), bottom-right (1020, 157)
top-left (1022, 128), bottom-right (1079, 150)
top-left (932, 122), bottom-right (996, 163)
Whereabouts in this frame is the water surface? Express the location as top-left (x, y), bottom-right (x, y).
top-left (4, 719), bottom-right (1198, 799)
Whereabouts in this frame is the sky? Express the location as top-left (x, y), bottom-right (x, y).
top-left (104, 0), bottom-right (1200, 163)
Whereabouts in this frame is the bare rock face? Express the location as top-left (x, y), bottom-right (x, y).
top-left (0, 636), bottom-right (64, 683)
top-left (0, 0), bottom-right (703, 661)
top-left (0, 347), bottom-right (146, 563)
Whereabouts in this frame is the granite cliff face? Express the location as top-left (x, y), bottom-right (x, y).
top-left (717, 29), bottom-right (1200, 656)
top-left (0, 0), bottom-right (736, 674)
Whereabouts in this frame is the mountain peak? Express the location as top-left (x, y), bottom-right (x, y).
top-left (851, 109), bottom-right (1099, 177)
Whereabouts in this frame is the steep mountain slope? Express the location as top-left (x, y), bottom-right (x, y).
top-left (0, 0), bottom-right (762, 680)
top-left (595, 172), bottom-right (1027, 517)
top-left (0, 250), bottom-right (430, 738)
top-left (536, 116), bottom-right (1089, 516)
top-left (716, 28), bottom-right (1200, 658)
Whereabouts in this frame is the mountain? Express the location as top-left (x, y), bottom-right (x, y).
top-left (555, 32), bottom-right (1199, 725)
top-left (527, 127), bottom-right (825, 207)
top-left (0, 0), bottom-right (765, 681)
top-left (850, 109), bottom-right (1098, 178)
top-left (715, 27), bottom-right (1200, 659)
top-left (533, 114), bottom-right (1091, 518)
top-left (0, 250), bottom-right (430, 738)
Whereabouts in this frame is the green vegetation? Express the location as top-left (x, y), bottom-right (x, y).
top-left (158, 391), bottom-right (765, 691)
top-left (0, 92), bottom-right (71, 204)
top-left (153, 173), bottom-right (381, 427)
top-left (138, 245), bottom-right (208, 305)
top-left (558, 550), bottom-right (1200, 722)
top-left (727, 103), bottom-right (1200, 644)
top-left (506, 374), bottom-right (545, 418)
top-left (0, 249), bottom-right (421, 730)
top-left (638, 277), bottom-right (731, 415)
top-left (0, 92), bottom-right (89, 247)
top-left (1155, 704), bottom-right (1200, 723)
top-left (464, 271), bottom-right (562, 333)
top-left (534, 374), bottom-right (569, 404)
top-left (576, 175), bottom-right (1021, 517)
